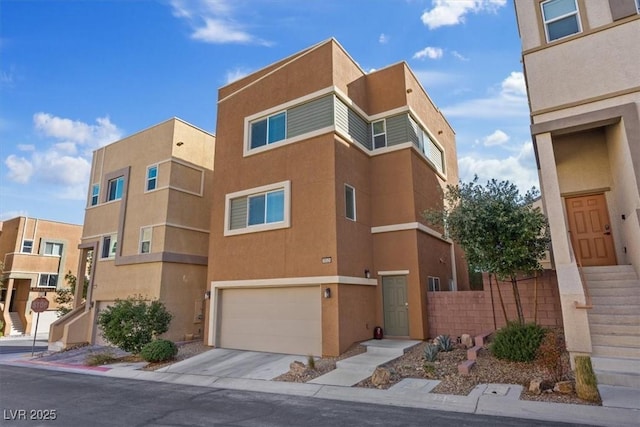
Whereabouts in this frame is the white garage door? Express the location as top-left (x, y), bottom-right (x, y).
top-left (30, 310), bottom-right (58, 335)
top-left (218, 286), bottom-right (322, 356)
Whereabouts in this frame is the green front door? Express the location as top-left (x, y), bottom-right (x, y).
top-left (382, 276), bottom-right (409, 336)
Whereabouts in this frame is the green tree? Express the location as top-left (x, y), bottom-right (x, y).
top-left (97, 295), bottom-right (172, 353)
top-left (55, 270), bottom-right (89, 317)
top-left (424, 177), bottom-right (549, 324)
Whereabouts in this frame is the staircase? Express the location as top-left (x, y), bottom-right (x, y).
top-left (8, 312), bottom-right (25, 336)
top-left (584, 265), bottom-right (640, 389)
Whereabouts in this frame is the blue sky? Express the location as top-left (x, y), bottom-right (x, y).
top-left (0, 0), bottom-right (538, 225)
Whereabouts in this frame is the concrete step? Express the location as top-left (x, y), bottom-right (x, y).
top-left (47, 341), bottom-right (65, 352)
top-left (591, 334), bottom-right (640, 347)
top-left (587, 279), bottom-right (640, 289)
top-left (583, 265), bottom-right (636, 275)
top-left (588, 313), bottom-right (640, 325)
top-left (336, 353), bottom-right (398, 372)
top-left (589, 295), bottom-right (640, 305)
top-left (596, 371), bottom-right (640, 388)
top-left (588, 287), bottom-right (640, 297)
top-left (8, 312), bottom-right (25, 336)
top-left (592, 356), bottom-right (640, 388)
top-left (590, 304), bottom-right (640, 315)
top-left (590, 323), bottom-right (640, 336)
top-left (584, 271), bottom-right (638, 281)
top-left (592, 345), bottom-right (640, 359)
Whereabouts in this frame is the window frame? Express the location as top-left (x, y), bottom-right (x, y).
top-left (372, 119), bottom-right (387, 149)
top-left (345, 184), bottom-right (356, 221)
top-left (44, 242), bottom-right (63, 257)
top-left (249, 111), bottom-right (287, 150)
top-left (101, 234), bottom-right (117, 259)
top-left (428, 276), bottom-right (441, 292)
top-left (106, 176), bottom-right (124, 202)
top-left (146, 165), bottom-right (158, 192)
top-left (139, 227), bottom-right (152, 254)
top-left (21, 240), bottom-right (33, 254)
top-left (541, 0), bottom-right (582, 42)
top-left (38, 273), bottom-right (58, 288)
top-left (224, 180), bottom-right (291, 236)
top-left (90, 184), bottom-right (100, 206)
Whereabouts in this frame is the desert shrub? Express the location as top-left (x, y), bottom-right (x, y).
top-left (423, 343), bottom-right (440, 362)
top-left (575, 356), bottom-right (600, 402)
top-left (536, 329), bottom-right (567, 382)
top-left (140, 339), bottom-right (178, 363)
top-left (307, 355), bottom-right (316, 370)
top-left (491, 322), bottom-right (545, 362)
top-left (436, 335), bottom-right (454, 352)
top-left (97, 295), bottom-right (172, 354)
top-left (85, 349), bottom-right (118, 366)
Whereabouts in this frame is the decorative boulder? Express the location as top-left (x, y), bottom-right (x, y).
top-left (461, 334), bottom-right (473, 348)
top-left (529, 378), bottom-right (543, 395)
top-left (554, 381), bottom-right (574, 394)
top-left (371, 367), bottom-right (391, 387)
top-left (290, 361), bottom-right (307, 374)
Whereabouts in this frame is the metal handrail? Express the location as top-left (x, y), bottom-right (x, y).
top-left (568, 231), bottom-right (592, 309)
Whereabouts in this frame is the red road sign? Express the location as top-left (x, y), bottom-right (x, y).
top-left (31, 297), bottom-right (50, 313)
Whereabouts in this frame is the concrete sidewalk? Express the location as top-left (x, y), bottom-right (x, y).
top-left (1, 340), bottom-right (638, 427)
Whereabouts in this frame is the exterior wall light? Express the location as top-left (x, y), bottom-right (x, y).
top-left (324, 288), bottom-right (331, 299)
top-left (365, 269), bottom-right (370, 279)
top-left (204, 291), bottom-right (211, 299)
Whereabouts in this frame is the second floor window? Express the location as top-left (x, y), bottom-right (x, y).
top-left (101, 235), bottom-right (117, 259)
top-left (541, 0), bottom-right (581, 42)
top-left (345, 184), bottom-right (356, 221)
top-left (248, 190), bottom-right (285, 226)
top-left (91, 184), bottom-right (100, 206)
top-left (44, 242), bottom-right (63, 256)
top-left (21, 240), bottom-right (33, 253)
top-left (107, 176), bottom-right (124, 201)
top-left (372, 120), bottom-right (387, 149)
top-left (250, 112), bottom-right (286, 149)
top-left (146, 165), bottom-right (158, 191)
top-left (39, 273), bottom-right (58, 288)
top-left (140, 227), bottom-right (152, 254)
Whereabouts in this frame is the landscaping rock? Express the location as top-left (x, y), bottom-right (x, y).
top-left (529, 378), bottom-right (543, 395)
top-left (554, 381), bottom-right (574, 394)
top-left (371, 367), bottom-right (391, 386)
top-left (461, 334), bottom-right (473, 348)
top-left (290, 361), bottom-right (307, 375)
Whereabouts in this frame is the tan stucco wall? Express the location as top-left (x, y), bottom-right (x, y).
top-left (159, 263), bottom-right (207, 341)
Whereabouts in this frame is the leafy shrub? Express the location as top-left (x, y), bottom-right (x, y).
top-left (423, 343), bottom-right (440, 362)
top-left (491, 322), bottom-right (545, 362)
top-left (97, 295), bottom-right (172, 354)
top-left (140, 339), bottom-right (178, 363)
top-left (536, 329), bottom-right (567, 382)
top-left (437, 335), bottom-right (454, 352)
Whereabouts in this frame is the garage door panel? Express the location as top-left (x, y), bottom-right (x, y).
top-left (219, 287), bottom-right (321, 356)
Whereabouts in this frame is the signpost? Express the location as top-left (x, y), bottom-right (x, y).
top-left (31, 297), bottom-right (49, 356)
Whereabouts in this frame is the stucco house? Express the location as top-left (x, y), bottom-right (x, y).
top-left (204, 38), bottom-right (469, 357)
top-left (514, 0), bottom-right (640, 388)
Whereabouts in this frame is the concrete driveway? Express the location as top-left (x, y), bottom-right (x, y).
top-left (156, 348), bottom-right (304, 380)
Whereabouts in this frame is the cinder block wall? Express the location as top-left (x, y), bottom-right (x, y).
top-left (426, 270), bottom-right (562, 339)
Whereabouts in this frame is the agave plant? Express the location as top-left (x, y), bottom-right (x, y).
top-left (423, 343), bottom-right (440, 362)
top-left (437, 334), bottom-right (454, 352)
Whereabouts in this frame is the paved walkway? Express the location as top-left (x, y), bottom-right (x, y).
top-left (1, 338), bottom-right (639, 427)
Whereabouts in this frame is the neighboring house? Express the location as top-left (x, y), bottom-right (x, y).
top-left (205, 38), bottom-right (469, 357)
top-left (49, 118), bottom-right (215, 349)
top-left (515, 0), bottom-right (640, 387)
top-left (0, 217), bottom-right (81, 336)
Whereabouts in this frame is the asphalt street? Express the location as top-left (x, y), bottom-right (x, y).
top-left (0, 366), bottom-right (584, 427)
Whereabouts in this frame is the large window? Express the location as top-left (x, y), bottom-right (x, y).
top-left (541, 0), bottom-right (581, 42)
top-left (39, 273), bottom-right (58, 288)
top-left (146, 165), bottom-right (158, 191)
top-left (101, 234), bottom-right (117, 259)
top-left (225, 181), bottom-right (291, 235)
top-left (140, 227), bottom-right (152, 254)
top-left (21, 240), bottom-right (33, 253)
top-left (250, 112), bottom-right (286, 149)
top-left (107, 176), bottom-right (124, 201)
top-left (372, 120), bottom-right (387, 149)
top-left (44, 242), bottom-right (63, 256)
top-left (345, 184), bottom-right (356, 221)
top-left (90, 184), bottom-right (100, 206)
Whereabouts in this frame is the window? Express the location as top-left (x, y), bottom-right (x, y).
top-left (225, 181), bottom-right (291, 235)
top-left (372, 120), bottom-right (387, 149)
top-left (140, 227), bottom-right (152, 254)
top-left (345, 184), bottom-right (356, 221)
top-left (90, 184), bottom-right (100, 206)
top-left (21, 240), bottom-right (33, 253)
top-left (428, 276), bottom-right (441, 292)
top-left (39, 273), bottom-right (58, 288)
top-left (44, 242), bottom-right (63, 256)
top-left (541, 0), bottom-right (581, 42)
top-left (424, 134), bottom-right (445, 174)
top-left (107, 176), bottom-right (124, 201)
top-left (101, 235), bottom-right (117, 259)
top-left (146, 166), bottom-right (158, 191)
top-left (250, 112), bottom-right (286, 149)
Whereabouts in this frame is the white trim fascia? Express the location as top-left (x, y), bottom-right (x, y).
top-left (211, 275), bottom-right (378, 288)
top-left (370, 142), bottom-right (414, 157)
top-left (371, 222), bottom-right (451, 243)
top-left (165, 222), bottom-right (210, 234)
top-left (378, 270), bottom-right (410, 276)
top-left (167, 186), bottom-right (204, 197)
top-left (369, 106), bottom-right (410, 122)
top-left (246, 87), bottom-right (336, 123)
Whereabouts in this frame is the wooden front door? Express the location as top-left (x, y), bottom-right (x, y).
top-left (382, 276), bottom-right (409, 336)
top-left (566, 194), bottom-right (616, 266)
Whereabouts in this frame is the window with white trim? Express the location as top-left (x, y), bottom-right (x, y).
top-left (428, 276), bottom-right (441, 292)
top-left (90, 184), bottom-right (100, 206)
top-left (101, 234), bottom-right (117, 259)
top-left (44, 242), bottom-right (63, 256)
top-left (107, 176), bottom-right (124, 201)
top-left (39, 273), bottom-right (58, 288)
top-left (372, 120), bottom-right (387, 149)
top-left (345, 184), bottom-right (356, 221)
top-left (250, 112), bottom-right (286, 149)
top-left (146, 165), bottom-right (158, 191)
top-left (140, 227), bottom-right (152, 254)
top-left (225, 181), bottom-right (291, 235)
top-left (21, 240), bottom-right (33, 253)
top-left (541, 0), bottom-right (581, 42)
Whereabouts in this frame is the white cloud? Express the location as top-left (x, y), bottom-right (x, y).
top-left (379, 33), bottom-right (389, 44)
top-left (5, 155), bottom-right (34, 184)
top-left (413, 46), bottom-right (444, 60)
top-left (170, 0), bottom-right (270, 45)
top-left (458, 142), bottom-right (539, 192)
top-left (481, 129), bottom-right (509, 146)
top-left (225, 67), bottom-right (250, 84)
top-left (34, 113), bottom-right (121, 153)
top-left (441, 71), bottom-right (529, 118)
top-left (451, 50), bottom-right (469, 61)
top-left (421, 0), bottom-right (507, 30)
top-left (17, 144), bottom-right (35, 151)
